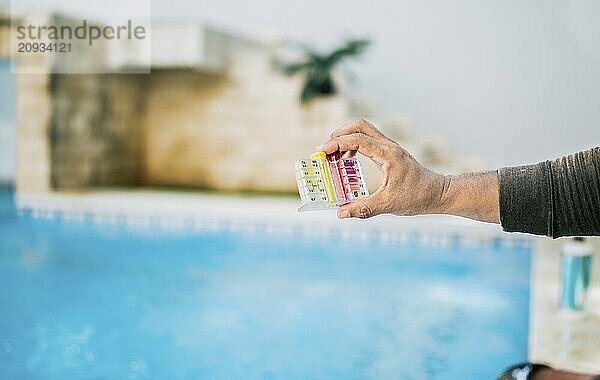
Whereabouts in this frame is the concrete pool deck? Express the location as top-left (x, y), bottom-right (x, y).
top-left (14, 189), bottom-right (600, 374)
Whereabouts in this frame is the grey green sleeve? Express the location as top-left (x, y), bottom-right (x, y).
top-left (498, 147), bottom-right (600, 238)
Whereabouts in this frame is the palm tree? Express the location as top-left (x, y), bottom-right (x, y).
top-left (282, 38), bottom-right (370, 104)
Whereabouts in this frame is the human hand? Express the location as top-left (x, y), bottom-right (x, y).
top-left (316, 119), bottom-right (450, 219)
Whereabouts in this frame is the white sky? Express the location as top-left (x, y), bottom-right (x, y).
top-left (3, 0), bottom-right (600, 167)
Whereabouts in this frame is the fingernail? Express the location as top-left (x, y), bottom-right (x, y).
top-left (339, 210), bottom-right (351, 219)
top-left (315, 145), bottom-right (323, 152)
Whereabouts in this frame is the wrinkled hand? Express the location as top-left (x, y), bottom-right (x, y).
top-left (317, 119), bottom-right (450, 219)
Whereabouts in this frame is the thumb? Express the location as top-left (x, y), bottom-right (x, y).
top-left (337, 193), bottom-right (383, 219)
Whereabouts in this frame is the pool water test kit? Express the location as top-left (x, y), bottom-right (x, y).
top-left (295, 151), bottom-right (369, 211)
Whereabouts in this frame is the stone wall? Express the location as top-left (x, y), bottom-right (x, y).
top-left (10, 16), bottom-right (355, 194)
top-left (49, 74), bottom-right (144, 189)
top-left (15, 73), bottom-right (146, 192)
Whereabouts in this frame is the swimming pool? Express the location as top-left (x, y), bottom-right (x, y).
top-left (0, 188), bottom-right (530, 379)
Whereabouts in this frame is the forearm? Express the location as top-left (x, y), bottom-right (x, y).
top-left (437, 171), bottom-right (500, 224)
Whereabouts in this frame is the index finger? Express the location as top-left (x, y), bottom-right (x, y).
top-left (331, 118), bottom-right (390, 142)
top-left (319, 133), bottom-right (386, 165)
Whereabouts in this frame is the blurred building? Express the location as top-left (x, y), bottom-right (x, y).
top-left (0, 11), bottom-right (484, 195)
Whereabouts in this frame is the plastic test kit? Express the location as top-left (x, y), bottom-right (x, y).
top-left (294, 151), bottom-right (369, 211)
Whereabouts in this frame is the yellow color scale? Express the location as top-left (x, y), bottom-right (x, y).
top-left (310, 151), bottom-right (336, 203)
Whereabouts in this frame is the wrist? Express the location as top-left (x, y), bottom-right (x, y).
top-left (434, 171), bottom-right (500, 223)
top-left (419, 172), bottom-right (452, 215)
top-left (434, 174), bottom-right (454, 214)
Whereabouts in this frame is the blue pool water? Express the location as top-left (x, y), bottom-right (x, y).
top-left (0, 188), bottom-right (530, 379)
